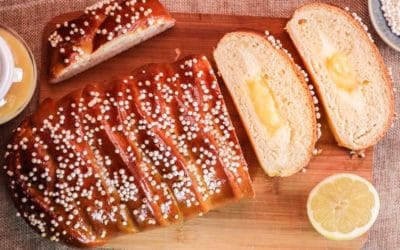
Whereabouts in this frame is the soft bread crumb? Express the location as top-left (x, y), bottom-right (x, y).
top-left (214, 32), bottom-right (317, 177)
top-left (312, 148), bottom-right (323, 156)
top-left (287, 3), bottom-right (394, 150)
top-left (265, 30), bottom-right (323, 142)
top-left (349, 149), bottom-right (366, 159)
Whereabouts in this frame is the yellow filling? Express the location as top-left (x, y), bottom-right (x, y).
top-left (248, 75), bottom-right (282, 133)
top-left (0, 28), bottom-right (35, 124)
top-left (326, 52), bottom-right (358, 92)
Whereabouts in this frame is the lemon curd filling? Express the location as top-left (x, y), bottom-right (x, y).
top-left (247, 75), bottom-right (283, 133)
top-left (326, 52), bottom-right (359, 92)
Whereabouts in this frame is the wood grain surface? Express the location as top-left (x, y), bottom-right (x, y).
top-left (25, 12), bottom-right (373, 249)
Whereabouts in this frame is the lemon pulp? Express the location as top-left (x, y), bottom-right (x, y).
top-left (307, 174), bottom-right (379, 240)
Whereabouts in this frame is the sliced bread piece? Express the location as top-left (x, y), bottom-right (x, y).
top-left (48, 0), bottom-right (175, 84)
top-left (287, 3), bottom-right (395, 150)
top-left (214, 31), bottom-right (317, 177)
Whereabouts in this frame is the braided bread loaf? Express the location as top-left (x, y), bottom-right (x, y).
top-left (4, 55), bottom-right (254, 247)
top-left (48, 0), bottom-right (175, 83)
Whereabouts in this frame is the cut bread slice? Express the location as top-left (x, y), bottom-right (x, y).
top-left (51, 19), bottom-right (174, 83)
top-left (214, 31), bottom-right (317, 177)
top-left (48, 0), bottom-right (176, 84)
top-left (287, 3), bottom-right (395, 150)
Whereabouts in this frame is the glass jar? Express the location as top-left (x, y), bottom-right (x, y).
top-left (0, 25), bottom-right (37, 125)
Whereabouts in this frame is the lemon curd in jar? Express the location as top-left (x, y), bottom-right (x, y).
top-left (0, 26), bottom-right (36, 124)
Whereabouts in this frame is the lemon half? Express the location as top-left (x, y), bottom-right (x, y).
top-left (307, 173), bottom-right (380, 240)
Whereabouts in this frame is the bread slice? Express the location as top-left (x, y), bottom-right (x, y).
top-left (287, 3), bottom-right (395, 150)
top-left (214, 32), bottom-right (317, 177)
top-left (50, 19), bottom-right (174, 84)
top-left (48, 0), bottom-right (175, 83)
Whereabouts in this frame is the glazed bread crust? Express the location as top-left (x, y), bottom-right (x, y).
top-left (48, 0), bottom-right (176, 83)
top-left (5, 55), bottom-right (254, 247)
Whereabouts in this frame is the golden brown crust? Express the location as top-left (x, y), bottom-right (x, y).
top-left (48, 0), bottom-right (175, 83)
top-left (5, 55), bottom-right (254, 247)
top-left (214, 31), bottom-right (317, 177)
top-left (287, 3), bottom-right (395, 150)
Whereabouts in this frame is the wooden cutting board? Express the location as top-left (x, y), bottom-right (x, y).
top-left (41, 13), bottom-right (372, 249)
